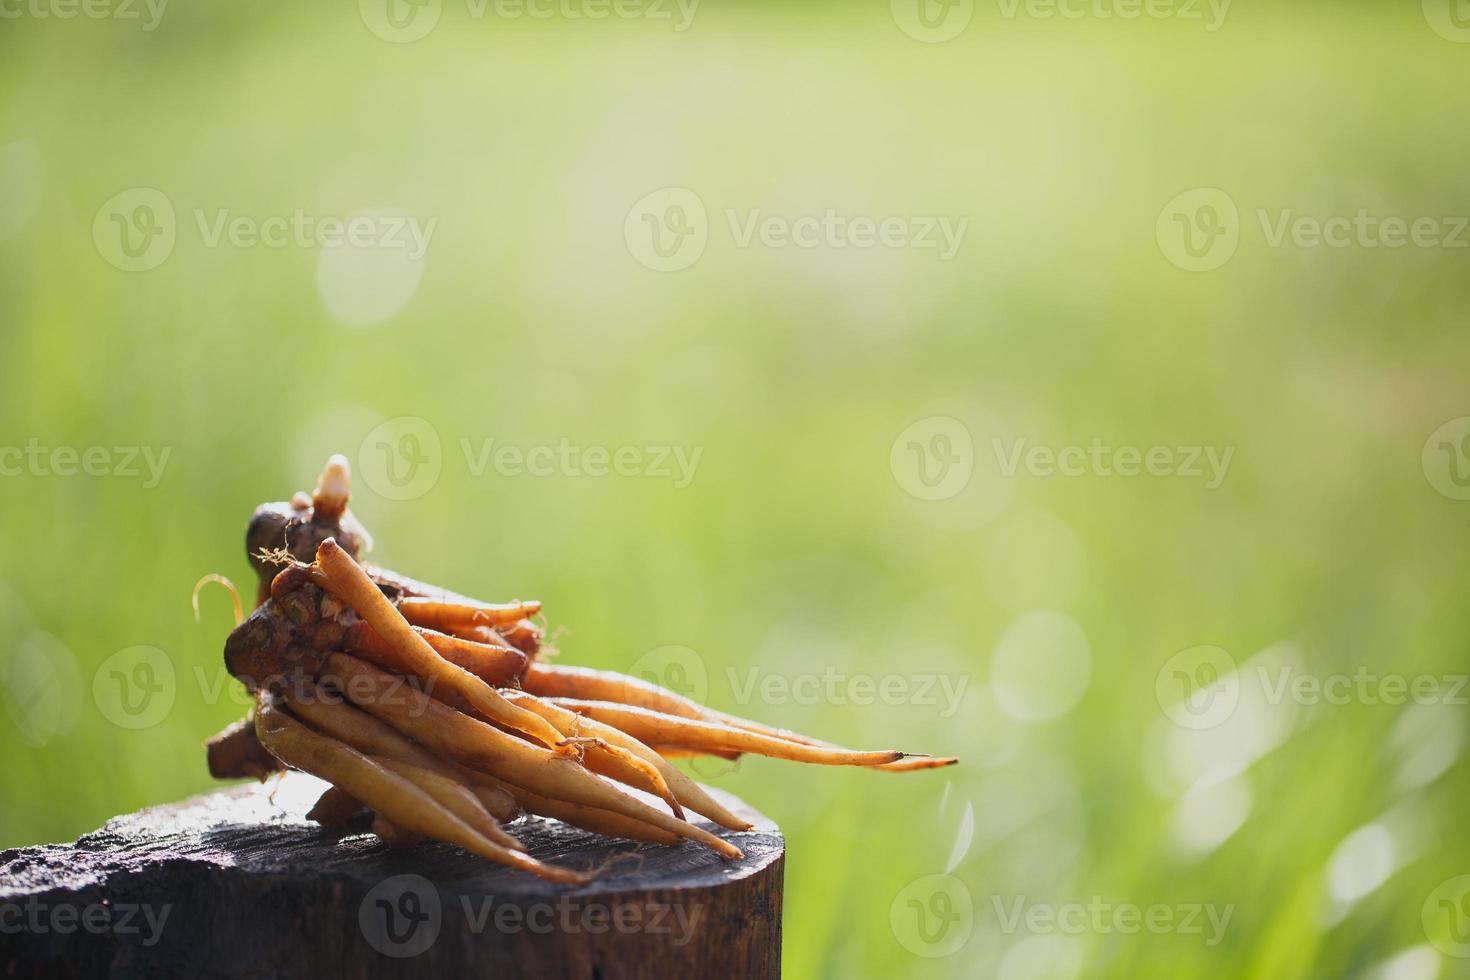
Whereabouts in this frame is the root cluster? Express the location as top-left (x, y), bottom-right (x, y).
top-left (205, 456), bottom-right (955, 882)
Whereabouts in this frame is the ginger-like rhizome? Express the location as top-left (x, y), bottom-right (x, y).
top-left (203, 456), bottom-right (956, 881)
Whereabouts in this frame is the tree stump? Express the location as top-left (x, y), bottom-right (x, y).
top-left (0, 773), bottom-right (784, 979)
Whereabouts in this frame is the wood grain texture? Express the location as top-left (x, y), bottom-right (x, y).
top-left (0, 773), bottom-right (783, 980)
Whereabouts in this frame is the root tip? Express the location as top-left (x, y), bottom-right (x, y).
top-left (313, 455), bottom-right (352, 519)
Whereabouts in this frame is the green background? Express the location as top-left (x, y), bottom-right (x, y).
top-left (2, 2), bottom-right (1469, 977)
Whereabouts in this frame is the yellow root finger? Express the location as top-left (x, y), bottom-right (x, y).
top-left (523, 664), bottom-right (864, 760)
top-left (498, 619), bottom-right (543, 658)
top-left (504, 689), bottom-right (752, 832)
top-left (707, 724), bottom-right (956, 771)
top-left (651, 745), bottom-right (743, 762)
top-left (523, 663), bottom-right (707, 719)
top-left (254, 698), bottom-right (586, 883)
top-left (374, 756), bottom-right (524, 852)
top-left (673, 726), bottom-right (956, 771)
top-left (326, 654), bottom-right (743, 860)
top-left (467, 782), bottom-right (522, 826)
top-left (316, 539), bottom-right (562, 748)
top-left (282, 683), bottom-right (523, 826)
top-left (345, 622), bottom-right (528, 688)
top-left (397, 596), bottom-right (542, 632)
top-left (547, 699), bottom-right (905, 767)
top-left (703, 709), bottom-right (828, 745)
top-left (684, 719), bottom-right (957, 771)
top-left (509, 786), bottom-right (682, 846)
top-left (558, 736), bottom-right (684, 821)
top-left (868, 756), bottom-right (958, 771)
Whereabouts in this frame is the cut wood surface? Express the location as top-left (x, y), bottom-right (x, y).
top-left (0, 772), bottom-right (784, 979)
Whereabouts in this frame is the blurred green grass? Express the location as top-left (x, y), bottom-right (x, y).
top-left (2, 2), bottom-right (1469, 977)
